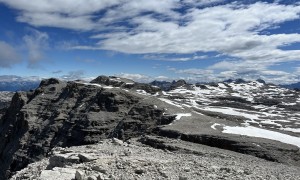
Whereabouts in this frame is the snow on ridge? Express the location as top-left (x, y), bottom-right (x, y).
top-left (211, 123), bottom-right (222, 130)
top-left (280, 127), bottom-right (300, 133)
top-left (175, 113), bottom-right (192, 120)
top-left (159, 98), bottom-right (183, 108)
top-left (201, 107), bottom-right (259, 120)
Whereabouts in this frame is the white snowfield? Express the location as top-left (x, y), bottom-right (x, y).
top-left (160, 80), bottom-right (300, 147)
top-left (223, 125), bottom-right (300, 148)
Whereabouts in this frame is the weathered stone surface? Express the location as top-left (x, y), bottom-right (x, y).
top-left (11, 138), bottom-right (300, 180)
top-left (40, 168), bottom-right (76, 180)
top-left (0, 78), bottom-right (172, 179)
top-left (2, 77), bottom-right (300, 180)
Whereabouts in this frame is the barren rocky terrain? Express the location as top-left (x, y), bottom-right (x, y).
top-left (0, 76), bottom-right (299, 179)
top-left (11, 138), bottom-right (300, 180)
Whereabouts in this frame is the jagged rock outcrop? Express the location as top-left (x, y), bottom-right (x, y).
top-left (0, 92), bottom-right (14, 120)
top-left (150, 80), bottom-right (172, 91)
top-left (150, 79), bottom-right (189, 91)
top-left (90, 75), bottom-right (161, 94)
top-left (0, 77), bottom-right (171, 179)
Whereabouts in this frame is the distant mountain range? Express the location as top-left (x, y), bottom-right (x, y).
top-left (0, 75), bottom-right (299, 92)
top-left (281, 82), bottom-right (300, 90)
top-left (0, 75), bottom-right (41, 91)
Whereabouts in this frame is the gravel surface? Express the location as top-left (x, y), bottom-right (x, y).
top-left (11, 138), bottom-right (300, 180)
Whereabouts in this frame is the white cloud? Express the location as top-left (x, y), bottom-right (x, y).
top-left (183, 0), bottom-right (224, 6)
top-left (2, 0), bottom-right (300, 83)
top-left (0, 0), bottom-right (122, 15)
top-left (61, 70), bottom-right (85, 80)
top-left (0, 41), bottom-right (21, 67)
top-left (118, 73), bottom-right (173, 83)
top-left (143, 54), bottom-right (207, 61)
top-left (18, 13), bottom-right (96, 31)
top-left (2, 1), bottom-right (300, 63)
top-left (118, 73), bottom-right (151, 82)
top-left (23, 28), bottom-right (49, 68)
top-left (177, 68), bottom-right (214, 75)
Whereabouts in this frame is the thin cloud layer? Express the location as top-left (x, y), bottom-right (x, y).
top-left (0, 41), bottom-right (21, 68)
top-left (23, 29), bottom-right (49, 68)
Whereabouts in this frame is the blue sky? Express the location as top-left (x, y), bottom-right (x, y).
top-left (0, 0), bottom-right (300, 83)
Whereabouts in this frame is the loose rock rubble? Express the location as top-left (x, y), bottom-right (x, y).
top-left (11, 138), bottom-right (300, 180)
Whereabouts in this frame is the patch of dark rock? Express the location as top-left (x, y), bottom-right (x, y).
top-left (215, 96), bottom-right (250, 104)
top-left (192, 108), bottom-right (248, 123)
top-left (209, 101), bottom-right (255, 111)
top-left (223, 79), bottom-right (234, 83)
top-left (111, 104), bottom-right (176, 140)
top-left (158, 129), bottom-right (300, 167)
top-left (278, 104), bottom-right (300, 111)
top-left (235, 79), bottom-right (247, 84)
top-left (256, 79), bottom-right (266, 84)
top-left (150, 81), bottom-right (172, 91)
top-left (131, 83), bottom-right (161, 94)
top-left (139, 136), bottom-right (205, 156)
top-left (169, 80), bottom-right (187, 90)
top-left (167, 94), bottom-right (186, 99)
top-left (195, 84), bottom-right (208, 89)
top-left (254, 98), bottom-right (281, 106)
top-left (39, 78), bottom-right (61, 87)
top-left (207, 82), bottom-right (219, 87)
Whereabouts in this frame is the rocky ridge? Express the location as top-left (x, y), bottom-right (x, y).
top-left (0, 76), bottom-right (299, 179)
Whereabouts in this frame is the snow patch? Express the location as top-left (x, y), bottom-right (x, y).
top-left (211, 123), bottom-right (222, 130)
top-left (280, 127), bottom-right (300, 133)
top-left (223, 126), bottom-right (300, 148)
top-left (175, 113), bottom-right (192, 120)
top-left (159, 98), bottom-right (183, 108)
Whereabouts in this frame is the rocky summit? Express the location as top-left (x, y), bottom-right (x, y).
top-left (0, 76), bottom-right (300, 180)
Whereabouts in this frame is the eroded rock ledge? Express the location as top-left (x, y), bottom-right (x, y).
top-left (11, 137), bottom-right (300, 180)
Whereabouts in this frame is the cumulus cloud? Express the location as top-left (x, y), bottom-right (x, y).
top-left (118, 73), bottom-right (152, 83)
top-left (118, 73), bottom-right (172, 83)
top-left (143, 54), bottom-right (208, 61)
top-left (3, 1), bottom-right (300, 62)
top-left (61, 70), bottom-right (85, 80)
top-left (2, 0), bottom-right (300, 83)
top-left (0, 41), bottom-right (21, 68)
top-left (23, 28), bottom-right (49, 68)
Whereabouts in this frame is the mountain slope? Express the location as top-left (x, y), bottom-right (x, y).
top-left (0, 76), bottom-right (300, 179)
top-left (281, 82), bottom-right (300, 90)
top-left (0, 77), bottom-right (175, 179)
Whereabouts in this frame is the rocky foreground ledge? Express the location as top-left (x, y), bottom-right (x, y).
top-left (11, 137), bottom-right (300, 180)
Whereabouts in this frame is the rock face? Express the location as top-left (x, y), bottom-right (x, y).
top-left (90, 75), bottom-right (161, 94)
top-left (0, 92), bottom-right (14, 109)
top-left (150, 79), bottom-right (188, 91)
top-left (0, 92), bottom-right (14, 119)
top-left (0, 77), bottom-right (170, 179)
